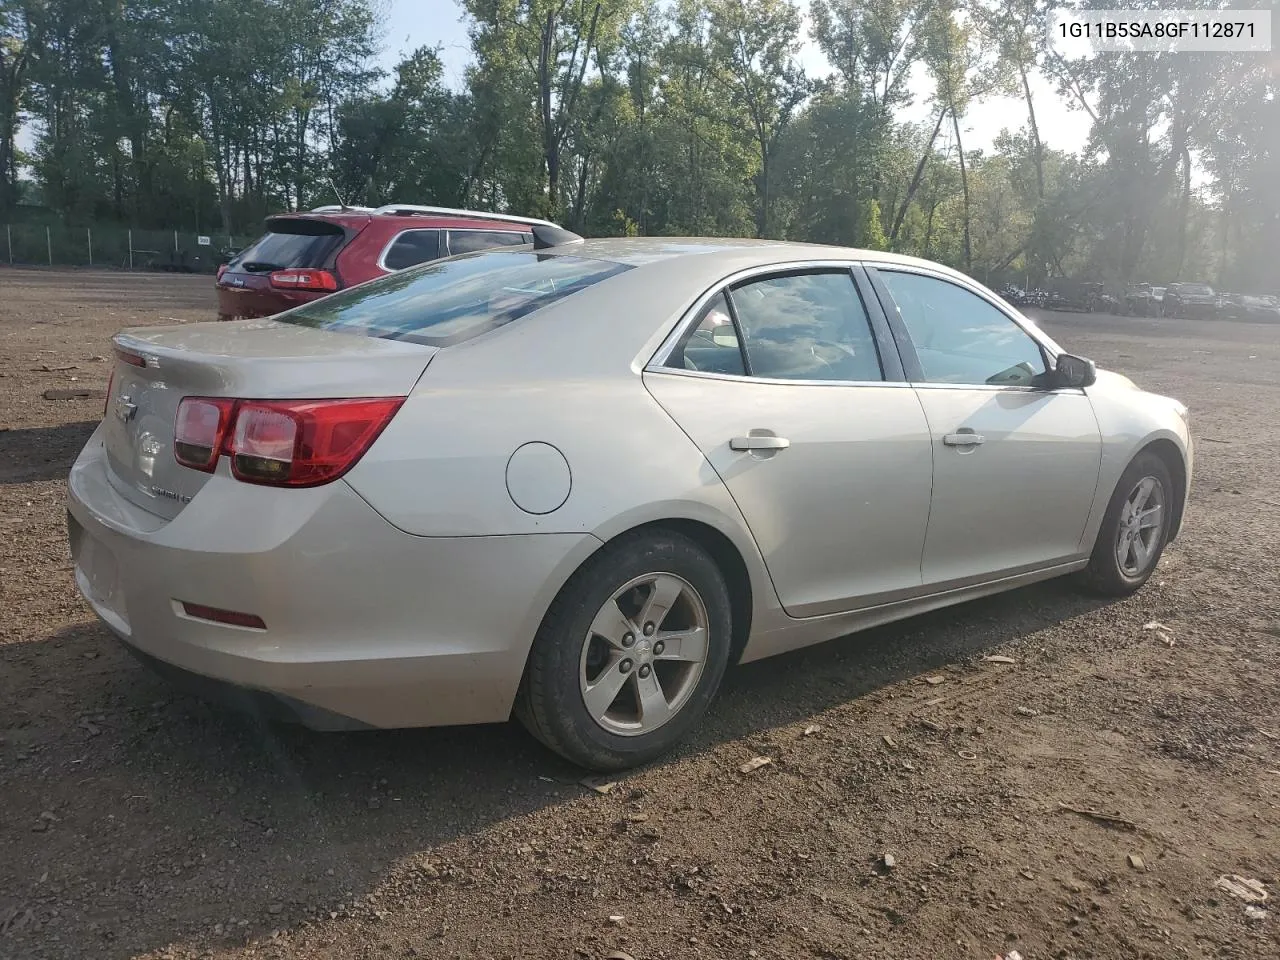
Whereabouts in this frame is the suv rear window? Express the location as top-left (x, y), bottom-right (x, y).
top-left (230, 218), bottom-right (346, 272)
top-left (278, 250), bottom-right (631, 347)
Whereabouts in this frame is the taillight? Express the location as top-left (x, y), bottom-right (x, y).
top-left (114, 347), bottom-right (146, 367)
top-left (174, 397), bottom-right (236, 472)
top-left (172, 397), bottom-right (403, 487)
top-left (268, 268), bottom-right (338, 292)
top-left (216, 264), bottom-right (227, 282)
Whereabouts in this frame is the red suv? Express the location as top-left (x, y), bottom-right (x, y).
top-left (215, 204), bottom-right (555, 320)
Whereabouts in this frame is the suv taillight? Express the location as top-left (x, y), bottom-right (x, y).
top-left (173, 396), bottom-right (403, 487)
top-left (269, 268), bottom-right (338, 292)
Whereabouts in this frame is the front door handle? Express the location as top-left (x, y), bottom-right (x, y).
top-left (942, 432), bottom-right (986, 447)
top-left (730, 435), bottom-right (791, 451)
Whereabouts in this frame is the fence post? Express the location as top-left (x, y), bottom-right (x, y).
top-left (46, 226), bottom-right (52, 266)
top-left (6, 224), bottom-right (11, 265)
top-left (128, 229), bottom-right (133, 270)
top-left (173, 230), bottom-right (178, 253)
top-left (87, 227), bottom-right (93, 266)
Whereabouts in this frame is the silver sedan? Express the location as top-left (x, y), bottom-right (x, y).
top-left (67, 233), bottom-right (1193, 770)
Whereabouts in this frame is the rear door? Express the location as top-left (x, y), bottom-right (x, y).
top-left (866, 266), bottom-right (1102, 589)
top-left (644, 265), bottom-right (934, 618)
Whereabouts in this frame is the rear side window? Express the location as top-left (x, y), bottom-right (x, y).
top-left (279, 251), bottom-right (632, 347)
top-left (447, 230), bottom-right (532, 255)
top-left (231, 219), bottom-right (346, 271)
top-left (382, 230), bottom-right (441, 270)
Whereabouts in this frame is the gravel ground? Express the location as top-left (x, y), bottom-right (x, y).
top-left (1, 266), bottom-right (1278, 960)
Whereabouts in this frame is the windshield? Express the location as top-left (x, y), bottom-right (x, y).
top-left (278, 250), bottom-right (632, 346)
top-left (1179, 283), bottom-right (1214, 296)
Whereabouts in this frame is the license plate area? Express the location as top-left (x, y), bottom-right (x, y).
top-left (69, 513), bottom-right (126, 623)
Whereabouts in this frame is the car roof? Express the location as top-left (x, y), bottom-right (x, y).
top-left (554, 236), bottom-right (980, 284)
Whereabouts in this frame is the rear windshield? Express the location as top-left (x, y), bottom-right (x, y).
top-left (230, 219), bottom-right (346, 272)
top-left (277, 250), bottom-right (632, 347)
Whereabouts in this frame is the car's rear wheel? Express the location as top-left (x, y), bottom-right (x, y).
top-left (1080, 451), bottom-right (1174, 596)
top-left (515, 530), bottom-right (732, 771)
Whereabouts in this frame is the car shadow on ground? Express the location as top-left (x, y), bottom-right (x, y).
top-left (3, 577), bottom-right (1113, 958)
top-left (0, 421), bottom-right (97, 484)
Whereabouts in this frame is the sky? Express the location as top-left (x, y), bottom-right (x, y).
top-left (380, 0), bottom-right (1096, 154)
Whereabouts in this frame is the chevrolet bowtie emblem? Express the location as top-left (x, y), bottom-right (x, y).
top-left (114, 394), bottom-right (138, 423)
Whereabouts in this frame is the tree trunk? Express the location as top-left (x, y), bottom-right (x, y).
top-left (102, 0), bottom-right (147, 221)
top-left (923, 199), bottom-right (938, 255)
top-left (1174, 143), bottom-right (1192, 279)
top-left (1020, 65), bottom-right (1044, 202)
top-left (890, 105), bottom-right (947, 245)
top-left (952, 108), bottom-right (971, 273)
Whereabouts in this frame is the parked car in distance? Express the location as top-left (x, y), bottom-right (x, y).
top-left (70, 233), bottom-right (1193, 771)
top-left (214, 204), bottom-right (554, 320)
top-left (1161, 281), bottom-right (1217, 319)
top-left (1124, 282), bottom-right (1159, 316)
top-left (1218, 292), bottom-right (1280, 322)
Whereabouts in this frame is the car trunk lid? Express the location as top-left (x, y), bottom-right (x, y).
top-left (103, 319), bottom-right (436, 520)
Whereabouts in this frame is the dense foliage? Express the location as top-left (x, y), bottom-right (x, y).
top-left (1, 0), bottom-right (1276, 290)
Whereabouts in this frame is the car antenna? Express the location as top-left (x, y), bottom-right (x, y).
top-left (532, 224), bottom-right (585, 250)
top-left (326, 177), bottom-right (352, 210)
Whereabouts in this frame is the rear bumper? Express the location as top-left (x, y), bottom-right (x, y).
top-left (215, 281), bottom-right (329, 319)
top-left (67, 426), bottom-right (600, 729)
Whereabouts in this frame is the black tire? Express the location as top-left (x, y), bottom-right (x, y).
top-left (514, 530), bottom-right (733, 771)
top-left (1080, 451), bottom-right (1175, 597)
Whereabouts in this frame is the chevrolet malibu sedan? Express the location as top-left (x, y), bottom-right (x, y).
top-left (68, 232), bottom-right (1193, 770)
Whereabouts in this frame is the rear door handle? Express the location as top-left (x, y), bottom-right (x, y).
top-left (942, 432), bottom-right (985, 447)
top-left (730, 435), bottom-right (791, 451)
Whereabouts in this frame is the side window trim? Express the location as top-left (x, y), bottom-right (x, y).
top-left (850, 264), bottom-right (906, 382)
top-left (863, 265), bottom-right (924, 381)
top-left (646, 261), bottom-right (910, 385)
top-left (719, 286), bottom-right (754, 376)
top-left (865, 264), bottom-right (1059, 389)
top-left (377, 228), bottom-right (442, 272)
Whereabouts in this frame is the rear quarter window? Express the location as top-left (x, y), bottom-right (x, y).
top-left (277, 250), bottom-right (631, 347)
top-left (382, 230), bottom-right (442, 270)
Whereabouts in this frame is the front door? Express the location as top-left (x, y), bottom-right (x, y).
top-left (644, 268), bottom-right (934, 617)
top-left (871, 267), bottom-right (1102, 588)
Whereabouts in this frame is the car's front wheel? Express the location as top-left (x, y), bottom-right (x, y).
top-left (515, 530), bottom-right (733, 771)
top-left (1080, 451), bottom-right (1175, 596)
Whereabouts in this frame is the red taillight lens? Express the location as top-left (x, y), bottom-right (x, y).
top-left (174, 397), bottom-right (236, 472)
top-left (172, 397), bottom-right (403, 487)
top-left (268, 268), bottom-right (338, 292)
top-left (114, 347), bottom-right (146, 367)
top-left (216, 264), bottom-right (227, 282)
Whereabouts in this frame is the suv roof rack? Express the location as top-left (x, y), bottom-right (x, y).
top-left (370, 204), bottom-right (557, 229)
top-left (307, 204), bottom-right (376, 213)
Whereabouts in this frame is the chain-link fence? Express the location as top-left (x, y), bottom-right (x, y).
top-left (1, 224), bottom-right (255, 274)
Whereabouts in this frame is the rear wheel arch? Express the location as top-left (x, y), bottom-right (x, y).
top-left (521, 517), bottom-right (755, 690)
top-left (631, 519), bottom-right (754, 667)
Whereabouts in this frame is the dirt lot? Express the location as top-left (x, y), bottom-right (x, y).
top-left (1, 266), bottom-right (1278, 960)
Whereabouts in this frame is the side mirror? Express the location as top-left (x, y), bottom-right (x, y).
top-left (1054, 352), bottom-right (1096, 389)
